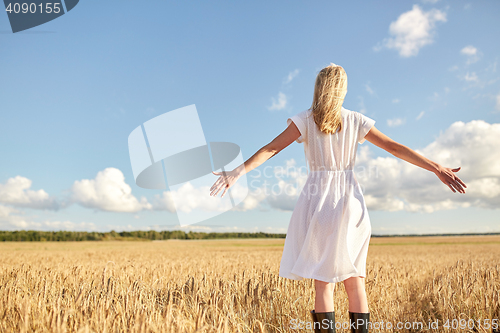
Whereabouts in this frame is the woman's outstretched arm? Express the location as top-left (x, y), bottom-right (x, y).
top-left (210, 121), bottom-right (301, 197)
top-left (364, 126), bottom-right (467, 194)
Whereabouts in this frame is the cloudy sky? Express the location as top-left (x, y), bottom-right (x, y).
top-left (1, 0), bottom-right (499, 235)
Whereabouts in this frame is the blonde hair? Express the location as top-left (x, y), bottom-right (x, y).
top-left (310, 63), bottom-right (348, 134)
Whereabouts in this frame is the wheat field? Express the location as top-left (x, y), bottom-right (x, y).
top-left (0, 235), bottom-right (499, 332)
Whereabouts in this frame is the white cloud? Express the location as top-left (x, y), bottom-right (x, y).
top-left (151, 183), bottom-right (234, 213)
top-left (41, 220), bottom-right (98, 231)
top-left (365, 83), bottom-right (375, 96)
top-left (416, 111), bottom-right (425, 120)
top-left (233, 185), bottom-right (267, 211)
top-left (283, 69), bottom-right (300, 85)
top-left (0, 204), bottom-right (30, 229)
top-left (150, 178), bottom-right (267, 213)
top-left (461, 45), bottom-right (477, 56)
top-left (392, 99), bottom-right (400, 104)
top-left (229, 158), bottom-right (310, 212)
top-left (464, 72), bottom-right (479, 82)
top-left (268, 92), bottom-right (287, 111)
top-left (0, 204), bottom-right (17, 219)
top-left (387, 118), bottom-right (406, 127)
top-left (421, 0), bottom-right (440, 3)
top-left (496, 93), bottom-right (500, 111)
top-left (70, 167), bottom-right (151, 213)
top-left (358, 96), bottom-right (367, 114)
top-left (461, 45), bottom-right (481, 64)
top-left (0, 203), bottom-right (97, 231)
top-left (364, 195), bottom-right (405, 212)
top-left (268, 70), bottom-right (299, 112)
top-left (356, 119), bottom-right (500, 212)
top-left (264, 226), bottom-right (288, 233)
top-left (151, 159), bottom-right (306, 213)
top-left (375, 5), bottom-right (447, 57)
top-left (486, 60), bottom-right (497, 73)
top-left (151, 191), bottom-right (177, 212)
top-left (0, 176), bottom-right (59, 210)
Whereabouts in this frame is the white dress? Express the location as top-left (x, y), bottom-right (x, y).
top-left (279, 107), bottom-right (376, 283)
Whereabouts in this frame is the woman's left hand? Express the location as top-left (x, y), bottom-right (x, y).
top-left (210, 169), bottom-right (241, 197)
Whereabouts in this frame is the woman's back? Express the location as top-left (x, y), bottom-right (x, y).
top-left (287, 107), bottom-right (376, 172)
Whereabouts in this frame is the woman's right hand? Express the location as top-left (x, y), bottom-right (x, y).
top-left (434, 166), bottom-right (467, 194)
top-left (210, 169), bottom-right (242, 198)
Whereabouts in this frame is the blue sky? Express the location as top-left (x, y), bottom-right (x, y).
top-left (1, 0), bottom-right (499, 235)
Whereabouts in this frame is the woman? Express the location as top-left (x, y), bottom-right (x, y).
top-left (209, 63), bottom-right (466, 333)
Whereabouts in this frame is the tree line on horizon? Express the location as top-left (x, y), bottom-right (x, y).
top-left (0, 230), bottom-right (287, 242)
top-left (0, 230), bottom-right (497, 242)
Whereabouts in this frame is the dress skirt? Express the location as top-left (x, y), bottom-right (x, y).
top-left (278, 170), bottom-right (371, 283)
